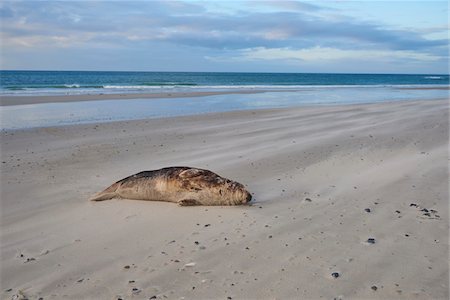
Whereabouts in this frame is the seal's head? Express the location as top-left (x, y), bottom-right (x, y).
top-left (226, 181), bottom-right (252, 205)
top-left (177, 168), bottom-right (252, 206)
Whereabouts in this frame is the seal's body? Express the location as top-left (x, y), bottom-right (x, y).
top-left (89, 167), bottom-right (252, 206)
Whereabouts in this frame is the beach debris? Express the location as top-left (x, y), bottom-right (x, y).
top-left (304, 198), bottom-right (312, 202)
top-left (149, 296), bottom-right (157, 299)
top-left (367, 238), bottom-right (376, 244)
top-left (410, 206), bottom-right (440, 219)
top-left (331, 272), bottom-right (340, 278)
top-left (371, 285), bottom-right (378, 291)
top-left (131, 287), bottom-right (141, 295)
top-left (395, 210), bottom-right (401, 214)
top-left (184, 262), bottom-right (196, 267)
top-left (123, 265), bottom-right (130, 269)
top-left (25, 257), bottom-right (36, 263)
top-left (364, 208), bottom-right (371, 213)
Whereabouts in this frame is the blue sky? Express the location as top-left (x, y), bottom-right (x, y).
top-left (1, 0), bottom-right (448, 73)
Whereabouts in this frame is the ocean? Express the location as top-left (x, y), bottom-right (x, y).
top-left (1, 71), bottom-right (448, 129)
top-left (1, 70), bottom-right (449, 96)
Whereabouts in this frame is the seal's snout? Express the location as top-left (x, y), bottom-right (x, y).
top-left (244, 191), bottom-right (252, 204)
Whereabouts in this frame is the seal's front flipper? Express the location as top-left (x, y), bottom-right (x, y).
top-left (178, 199), bottom-right (201, 206)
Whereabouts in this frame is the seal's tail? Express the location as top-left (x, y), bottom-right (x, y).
top-left (89, 182), bottom-right (120, 201)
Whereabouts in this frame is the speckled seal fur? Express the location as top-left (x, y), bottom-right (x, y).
top-left (89, 167), bottom-right (252, 206)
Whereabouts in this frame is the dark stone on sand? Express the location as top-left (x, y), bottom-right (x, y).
top-left (395, 210), bottom-right (401, 214)
top-left (367, 238), bottom-right (376, 244)
top-left (421, 208), bottom-right (429, 212)
top-left (364, 208), bottom-right (371, 213)
top-left (150, 296), bottom-right (157, 300)
top-left (5, 288), bottom-right (12, 292)
top-left (410, 203), bottom-right (418, 207)
top-left (204, 224), bottom-right (211, 227)
top-left (423, 212), bottom-right (431, 217)
top-left (371, 285), bottom-right (378, 291)
top-left (331, 272), bottom-right (340, 278)
top-left (194, 241), bottom-right (199, 245)
top-left (305, 198), bottom-right (312, 202)
top-left (124, 265), bottom-right (130, 269)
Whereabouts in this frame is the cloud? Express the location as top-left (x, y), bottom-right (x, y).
top-left (0, 0), bottom-right (448, 73)
top-left (233, 46), bottom-right (441, 63)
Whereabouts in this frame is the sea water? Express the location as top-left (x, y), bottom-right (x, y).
top-left (0, 71), bottom-right (448, 129)
top-left (1, 70), bottom-right (448, 96)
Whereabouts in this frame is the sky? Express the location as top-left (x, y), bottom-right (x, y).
top-left (0, 0), bottom-right (448, 74)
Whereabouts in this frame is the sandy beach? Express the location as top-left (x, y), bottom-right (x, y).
top-left (0, 99), bottom-right (448, 299)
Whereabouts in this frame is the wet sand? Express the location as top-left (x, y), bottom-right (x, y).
top-left (1, 85), bottom-right (447, 106)
top-left (0, 89), bottom-right (284, 106)
top-left (1, 99), bottom-right (448, 299)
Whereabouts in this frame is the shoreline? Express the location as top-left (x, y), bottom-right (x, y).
top-left (0, 89), bottom-right (284, 106)
top-left (1, 98), bottom-right (448, 132)
top-left (1, 85), bottom-right (448, 106)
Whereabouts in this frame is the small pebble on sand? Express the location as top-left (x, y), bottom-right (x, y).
top-left (331, 272), bottom-right (340, 278)
top-left (367, 238), bottom-right (376, 244)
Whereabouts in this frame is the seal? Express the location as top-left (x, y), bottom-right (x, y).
top-left (89, 166), bottom-right (252, 206)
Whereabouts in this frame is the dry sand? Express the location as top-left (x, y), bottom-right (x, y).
top-left (1, 99), bottom-right (448, 299)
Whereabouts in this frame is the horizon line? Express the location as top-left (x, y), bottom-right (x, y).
top-left (1, 69), bottom-right (448, 76)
